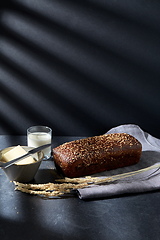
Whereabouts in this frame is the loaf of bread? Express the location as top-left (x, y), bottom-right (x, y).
top-left (53, 133), bottom-right (142, 178)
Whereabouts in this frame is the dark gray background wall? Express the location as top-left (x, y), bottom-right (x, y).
top-left (0, 0), bottom-right (160, 137)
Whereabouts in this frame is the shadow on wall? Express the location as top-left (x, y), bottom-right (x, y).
top-left (0, 0), bottom-right (160, 137)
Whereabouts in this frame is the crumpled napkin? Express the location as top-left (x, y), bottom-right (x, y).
top-left (77, 124), bottom-right (160, 199)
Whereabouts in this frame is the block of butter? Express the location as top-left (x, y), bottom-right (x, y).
top-left (2, 145), bottom-right (35, 165)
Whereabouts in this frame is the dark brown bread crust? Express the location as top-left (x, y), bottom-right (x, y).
top-left (53, 133), bottom-right (142, 178)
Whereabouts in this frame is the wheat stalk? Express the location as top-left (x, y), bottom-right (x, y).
top-left (14, 163), bottom-right (160, 198)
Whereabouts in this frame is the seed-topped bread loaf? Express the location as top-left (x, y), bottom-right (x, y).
top-left (53, 133), bottom-right (142, 178)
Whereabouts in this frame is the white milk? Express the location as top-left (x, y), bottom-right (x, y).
top-left (28, 132), bottom-right (51, 158)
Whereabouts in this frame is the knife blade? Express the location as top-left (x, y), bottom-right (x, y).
top-left (0, 143), bottom-right (52, 169)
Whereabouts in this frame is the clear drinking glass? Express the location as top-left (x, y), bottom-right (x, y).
top-left (27, 126), bottom-right (52, 159)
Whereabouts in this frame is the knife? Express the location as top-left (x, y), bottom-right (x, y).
top-left (0, 143), bottom-right (52, 169)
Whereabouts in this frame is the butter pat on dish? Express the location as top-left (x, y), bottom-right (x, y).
top-left (2, 145), bottom-right (35, 165)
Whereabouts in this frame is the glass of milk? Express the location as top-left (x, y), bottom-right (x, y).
top-left (27, 126), bottom-right (52, 159)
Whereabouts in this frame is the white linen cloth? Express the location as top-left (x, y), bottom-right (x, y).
top-left (77, 124), bottom-right (160, 199)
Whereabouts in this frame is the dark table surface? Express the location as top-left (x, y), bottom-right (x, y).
top-left (1, 135), bottom-right (160, 240)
